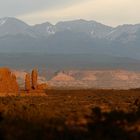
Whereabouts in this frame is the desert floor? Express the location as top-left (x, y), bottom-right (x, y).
top-left (0, 89), bottom-right (140, 140)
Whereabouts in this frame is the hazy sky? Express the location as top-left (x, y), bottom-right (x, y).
top-left (0, 0), bottom-right (140, 26)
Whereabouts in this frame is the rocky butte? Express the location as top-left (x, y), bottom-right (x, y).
top-left (0, 67), bottom-right (19, 95)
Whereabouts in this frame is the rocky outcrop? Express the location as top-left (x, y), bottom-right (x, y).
top-left (31, 69), bottom-right (38, 90)
top-left (25, 73), bottom-right (31, 92)
top-left (24, 69), bottom-right (48, 92)
top-left (37, 83), bottom-right (48, 90)
top-left (0, 68), bottom-right (19, 93)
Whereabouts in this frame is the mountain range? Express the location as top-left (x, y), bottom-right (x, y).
top-left (0, 17), bottom-right (140, 60)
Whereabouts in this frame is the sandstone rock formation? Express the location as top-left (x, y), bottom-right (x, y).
top-left (0, 68), bottom-right (19, 93)
top-left (24, 69), bottom-right (49, 92)
top-left (31, 69), bottom-right (38, 90)
top-left (25, 73), bottom-right (31, 92)
top-left (51, 72), bottom-right (75, 81)
top-left (48, 70), bottom-right (140, 89)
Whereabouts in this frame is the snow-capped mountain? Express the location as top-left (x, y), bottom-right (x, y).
top-left (30, 19), bottom-right (112, 38)
top-left (0, 17), bottom-right (140, 59)
top-left (55, 19), bottom-right (112, 38)
top-left (0, 17), bottom-right (113, 38)
top-left (0, 17), bottom-right (139, 41)
top-left (32, 22), bottom-right (56, 37)
top-left (106, 24), bottom-right (140, 42)
top-left (0, 17), bottom-right (38, 38)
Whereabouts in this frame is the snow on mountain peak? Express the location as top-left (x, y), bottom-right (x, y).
top-left (0, 18), bottom-right (7, 26)
top-left (106, 24), bottom-right (140, 41)
top-left (46, 26), bottom-right (55, 35)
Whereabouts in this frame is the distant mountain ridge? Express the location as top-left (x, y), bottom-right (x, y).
top-left (0, 17), bottom-right (113, 38)
top-left (0, 17), bottom-right (140, 60)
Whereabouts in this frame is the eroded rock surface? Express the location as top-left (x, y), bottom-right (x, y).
top-left (0, 68), bottom-right (19, 94)
top-left (25, 73), bottom-right (31, 92)
top-left (31, 69), bottom-right (38, 90)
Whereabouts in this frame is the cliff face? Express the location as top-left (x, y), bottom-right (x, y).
top-left (0, 68), bottom-right (19, 93)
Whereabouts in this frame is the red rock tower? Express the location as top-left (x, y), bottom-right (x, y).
top-left (0, 68), bottom-right (19, 94)
top-left (31, 69), bottom-right (38, 90)
top-left (25, 73), bottom-right (31, 92)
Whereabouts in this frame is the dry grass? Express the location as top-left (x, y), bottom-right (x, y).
top-left (0, 89), bottom-right (140, 140)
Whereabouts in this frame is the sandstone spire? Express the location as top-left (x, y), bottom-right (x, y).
top-left (31, 69), bottom-right (38, 90)
top-left (25, 73), bottom-right (31, 92)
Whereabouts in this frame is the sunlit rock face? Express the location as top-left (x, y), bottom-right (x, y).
top-left (0, 68), bottom-right (19, 93)
top-left (25, 73), bottom-right (31, 92)
top-left (31, 69), bottom-right (38, 90)
top-left (51, 72), bottom-right (75, 81)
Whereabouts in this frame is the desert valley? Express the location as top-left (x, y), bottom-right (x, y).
top-left (0, 5), bottom-right (140, 139)
top-left (0, 67), bottom-right (140, 140)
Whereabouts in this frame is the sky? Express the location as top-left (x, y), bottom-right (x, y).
top-left (0, 0), bottom-right (140, 26)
